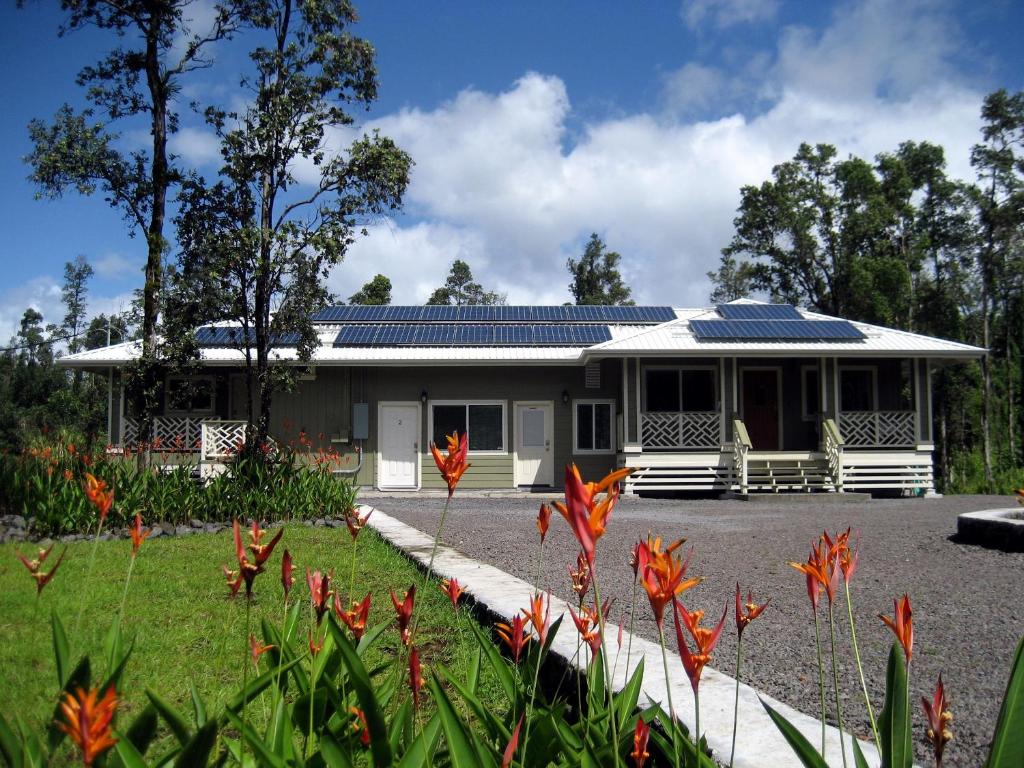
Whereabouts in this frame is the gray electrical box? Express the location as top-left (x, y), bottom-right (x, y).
top-left (352, 403), bottom-right (369, 440)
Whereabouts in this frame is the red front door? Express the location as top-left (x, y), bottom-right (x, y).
top-left (742, 370), bottom-right (780, 450)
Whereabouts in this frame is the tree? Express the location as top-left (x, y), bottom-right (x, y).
top-left (426, 260), bottom-right (506, 305)
top-left (61, 256), bottom-right (94, 355)
top-left (706, 253), bottom-right (756, 303)
top-left (170, 0), bottom-right (412, 446)
top-left (26, 0), bottom-right (249, 455)
top-left (567, 234), bottom-right (634, 305)
top-left (349, 274), bottom-right (392, 305)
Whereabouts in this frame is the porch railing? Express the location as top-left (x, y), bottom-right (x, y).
top-left (200, 420), bottom-right (248, 460)
top-left (838, 410), bottom-right (917, 448)
top-left (733, 419), bottom-right (751, 494)
top-left (823, 418), bottom-right (844, 492)
top-left (122, 416), bottom-right (203, 452)
top-left (640, 411), bottom-right (720, 450)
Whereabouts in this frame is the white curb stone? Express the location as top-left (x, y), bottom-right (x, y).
top-left (364, 505), bottom-right (889, 768)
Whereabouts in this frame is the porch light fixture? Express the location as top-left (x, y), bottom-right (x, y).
top-left (561, 389), bottom-right (570, 405)
top-left (420, 389), bottom-right (428, 404)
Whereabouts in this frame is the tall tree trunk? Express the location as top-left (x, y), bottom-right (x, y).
top-left (982, 289), bottom-right (994, 489)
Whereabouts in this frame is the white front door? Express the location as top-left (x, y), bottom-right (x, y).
top-left (378, 403), bottom-right (420, 489)
top-left (515, 402), bottom-right (553, 487)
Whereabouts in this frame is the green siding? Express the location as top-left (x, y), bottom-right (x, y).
top-left (421, 453), bottom-right (513, 488)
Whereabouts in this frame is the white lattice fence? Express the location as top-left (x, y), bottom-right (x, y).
top-left (839, 411), bottom-right (916, 448)
top-left (641, 411), bottom-right (720, 449)
top-left (201, 421), bottom-right (248, 459)
top-left (122, 417), bottom-right (202, 451)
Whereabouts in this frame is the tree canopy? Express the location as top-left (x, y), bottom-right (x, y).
top-left (426, 260), bottom-right (507, 306)
top-left (349, 274), bottom-right (393, 305)
top-left (567, 234), bottom-right (634, 305)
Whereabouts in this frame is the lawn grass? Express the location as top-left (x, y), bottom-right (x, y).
top-left (0, 523), bottom-right (501, 758)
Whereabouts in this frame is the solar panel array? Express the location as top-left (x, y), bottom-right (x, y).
top-left (690, 319), bottom-right (866, 342)
top-left (716, 303), bottom-right (802, 320)
top-left (332, 323), bottom-right (613, 347)
top-left (195, 326), bottom-right (302, 347)
top-left (312, 305), bottom-right (675, 324)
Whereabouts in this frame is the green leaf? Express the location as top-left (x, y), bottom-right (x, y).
top-left (878, 643), bottom-right (911, 768)
top-left (466, 647), bottom-right (481, 694)
top-left (104, 618), bottom-right (124, 675)
top-left (47, 655), bottom-right (90, 750)
top-left (112, 735), bottom-right (149, 768)
top-left (615, 658), bottom-right (645, 731)
top-left (51, 612), bottom-right (69, 689)
top-left (175, 720), bottom-right (219, 767)
top-left (466, 620), bottom-right (517, 704)
top-left (117, 704), bottom-right (159, 761)
top-left (224, 710), bottom-right (284, 768)
top-left (396, 713), bottom-right (442, 768)
top-left (190, 681), bottom-right (207, 728)
top-left (761, 698), bottom-right (830, 768)
top-left (224, 658), bottom-right (302, 713)
top-left (437, 663), bottom-right (508, 744)
top-left (0, 710), bottom-right (23, 768)
top-left (329, 620), bottom-right (393, 767)
top-left (985, 635), bottom-right (1024, 768)
top-left (145, 688), bottom-right (192, 746)
top-left (319, 732), bottom-right (354, 768)
top-left (100, 636), bottom-right (135, 694)
top-left (427, 676), bottom-right (485, 768)
top-left (852, 737), bottom-right (871, 768)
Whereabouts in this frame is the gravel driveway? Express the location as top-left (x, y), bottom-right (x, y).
top-left (369, 492), bottom-right (1023, 767)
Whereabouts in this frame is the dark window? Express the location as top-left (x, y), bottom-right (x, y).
top-left (681, 370), bottom-right (716, 411)
top-left (645, 370), bottom-right (680, 411)
top-left (431, 405), bottom-right (466, 447)
top-left (576, 402), bottom-right (613, 452)
top-left (166, 378), bottom-right (214, 413)
top-left (840, 369), bottom-right (875, 411)
top-left (803, 367), bottom-right (820, 420)
top-left (432, 403), bottom-right (504, 452)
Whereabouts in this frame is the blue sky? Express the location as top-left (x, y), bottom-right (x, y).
top-left (1, 0), bottom-right (1022, 340)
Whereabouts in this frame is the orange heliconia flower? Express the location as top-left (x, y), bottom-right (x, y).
top-left (673, 600), bottom-right (728, 693)
top-left (222, 565), bottom-right (243, 598)
top-left (788, 540), bottom-right (839, 606)
top-left (554, 464), bottom-right (632, 565)
top-left (390, 585), bottom-right (416, 645)
top-left (568, 599), bottom-right (612, 660)
top-left (440, 577), bottom-right (464, 609)
top-left (880, 594), bottom-right (914, 663)
top-left (232, 519), bottom-right (283, 598)
top-left (307, 568), bottom-right (334, 625)
top-left (734, 583), bottom-right (771, 638)
top-left (569, 551), bottom-right (592, 602)
top-left (536, 503), bottom-right (552, 542)
top-left (922, 674), bottom-right (953, 767)
top-left (429, 431), bottom-right (470, 497)
top-left (632, 718), bottom-right (651, 768)
top-left (281, 549), bottom-right (295, 600)
top-left (496, 614), bottom-right (532, 663)
top-left (502, 714), bottom-right (525, 768)
top-left (57, 686), bottom-right (118, 766)
top-left (336, 592), bottom-right (372, 640)
top-left (308, 631), bottom-right (324, 657)
top-left (349, 706), bottom-right (370, 747)
top-left (18, 544), bottom-right (67, 596)
top-left (1016, 488), bottom-right (1024, 506)
top-left (409, 646), bottom-right (424, 709)
top-left (130, 513), bottom-right (150, 556)
top-left (345, 507), bottom-right (372, 541)
top-left (83, 473), bottom-right (113, 522)
top-left (249, 634), bottom-right (274, 667)
top-left (639, 536), bottom-right (700, 628)
top-left (523, 591), bottom-right (550, 645)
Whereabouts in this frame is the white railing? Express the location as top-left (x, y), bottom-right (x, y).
top-left (122, 416), bottom-right (203, 451)
top-left (733, 419), bottom-right (751, 494)
top-left (640, 411), bottom-right (721, 450)
top-left (200, 420), bottom-right (248, 460)
top-left (839, 411), bottom-right (917, 448)
top-left (823, 418), bottom-right (844, 492)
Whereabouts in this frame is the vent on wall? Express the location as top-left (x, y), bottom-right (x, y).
top-left (585, 362), bottom-right (601, 389)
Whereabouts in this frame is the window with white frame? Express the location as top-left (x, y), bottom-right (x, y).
top-left (644, 367), bottom-right (717, 412)
top-left (165, 376), bottom-right (215, 414)
top-left (430, 401), bottom-right (506, 453)
top-left (839, 367), bottom-right (876, 411)
top-left (574, 400), bottom-right (614, 453)
top-left (801, 366), bottom-right (820, 421)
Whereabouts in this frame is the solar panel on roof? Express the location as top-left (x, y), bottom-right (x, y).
top-left (690, 319), bottom-right (865, 341)
top-left (716, 303), bottom-right (803, 320)
top-left (313, 305), bottom-right (675, 324)
top-left (331, 323), bottom-right (612, 347)
top-left (195, 326), bottom-right (301, 346)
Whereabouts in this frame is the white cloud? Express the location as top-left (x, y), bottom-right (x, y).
top-left (169, 127), bottom-right (222, 166)
top-left (92, 252), bottom-right (140, 281)
top-left (681, 0), bottom-right (779, 30)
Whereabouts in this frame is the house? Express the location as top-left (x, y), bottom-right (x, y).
top-left (59, 300), bottom-right (985, 495)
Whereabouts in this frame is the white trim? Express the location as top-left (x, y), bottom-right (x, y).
top-left (719, 358), bottom-right (726, 442)
top-left (572, 399), bottom-right (616, 454)
top-left (925, 358), bottom-right (933, 442)
top-left (427, 399), bottom-right (508, 455)
top-left (738, 365), bottom-right (784, 450)
top-left (621, 359), bottom-right (630, 445)
top-left (165, 375), bottom-right (216, 416)
top-left (634, 357), bottom-right (641, 443)
top-left (513, 400), bottom-right (555, 486)
top-left (800, 364), bottom-right (820, 421)
top-left (838, 365), bottom-right (878, 412)
top-left (376, 401), bottom-right (422, 491)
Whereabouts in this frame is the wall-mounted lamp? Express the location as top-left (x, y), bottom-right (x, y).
top-left (561, 389), bottom-right (570, 405)
top-left (420, 389), bottom-right (429, 404)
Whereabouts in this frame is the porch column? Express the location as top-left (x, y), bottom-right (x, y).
top-left (916, 358), bottom-right (933, 446)
top-left (623, 357), bottom-right (641, 451)
top-left (722, 358), bottom-right (735, 442)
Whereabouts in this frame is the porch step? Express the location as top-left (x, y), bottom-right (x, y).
top-left (744, 457), bottom-right (834, 493)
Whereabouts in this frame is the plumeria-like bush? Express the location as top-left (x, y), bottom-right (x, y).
top-left (4, 432), bottom-right (1024, 768)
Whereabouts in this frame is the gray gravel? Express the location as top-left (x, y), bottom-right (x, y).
top-left (371, 492), bottom-right (1024, 768)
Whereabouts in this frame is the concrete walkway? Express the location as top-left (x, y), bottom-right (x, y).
top-left (364, 504), bottom-right (885, 768)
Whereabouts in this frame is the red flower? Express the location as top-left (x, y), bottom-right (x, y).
top-left (639, 536), bottom-right (700, 629)
top-left (336, 592), bottom-right (372, 640)
top-left (921, 674), bottom-right (953, 766)
top-left (409, 646), bottom-right (424, 709)
top-left (222, 565), bottom-right (243, 598)
top-left (18, 544), bottom-right (67, 596)
top-left (673, 600), bottom-right (727, 693)
top-left (496, 614), bottom-right (532, 663)
top-left (281, 549), bottom-right (295, 600)
top-left (523, 591), bottom-right (550, 644)
top-left (734, 583), bottom-right (770, 637)
top-left (57, 686), bottom-right (118, 766)
top-left (349, 706), bottom-right (370, 747)
top-left (345, 507), bottom-right (372, 541)
top-left (390, 585), bottom-right (415, 645)
top-left (308, 630), bottom-right (324, 657)
top-left (249, 634), bottom-right (274, 667)
top-left (439, 577), bottom-right (464, 609)
top-left (568, 600), bottom-right (612, 660)
top-left (307, 568), bottom-right (334, 625)
top-left (554, 464), bottom-right (632, 565)
top-left (536, 503), bottom-right (552, 542)
top-left (429, 431), bottom-right (470, 497)
top-left (502, 714), bottom-right (525, 768)
top-left (568, 551), bottom-right (592, 601)
top-left (232, 519), bottom-right (283, 597)
top-left (631, 718), bottom-right (651, 768)
top-left (788, 540), bottom-right (839, 606)
top-left (880, 594), bottom-right (913, 663)
top-left (83, 473), bottom-right (113, 522)
top-left (130, 513), bottom-right (150, 557)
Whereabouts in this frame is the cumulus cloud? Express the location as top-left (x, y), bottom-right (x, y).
top-left (169, 127), bottom-right (222, 167)
top-left (681, 0), bottom-right (779, 30)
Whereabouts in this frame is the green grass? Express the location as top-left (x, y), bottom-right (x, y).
top-left (0, 524), bottom-right (500, 757)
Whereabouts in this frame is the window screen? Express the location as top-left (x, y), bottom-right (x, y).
top-left (431, 405), bottom-right (466, 447)
top-left (681, 370), bottom-right (716, 411)
top-left (576, 402), bottom-right (613, 452)
top-left (645, 370), bottom-right (680, 411)
top-left (432, 403), bottom-right (504, 452)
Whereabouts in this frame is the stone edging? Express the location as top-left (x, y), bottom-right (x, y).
top-left (363, 504), bottom-right (888, 768)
